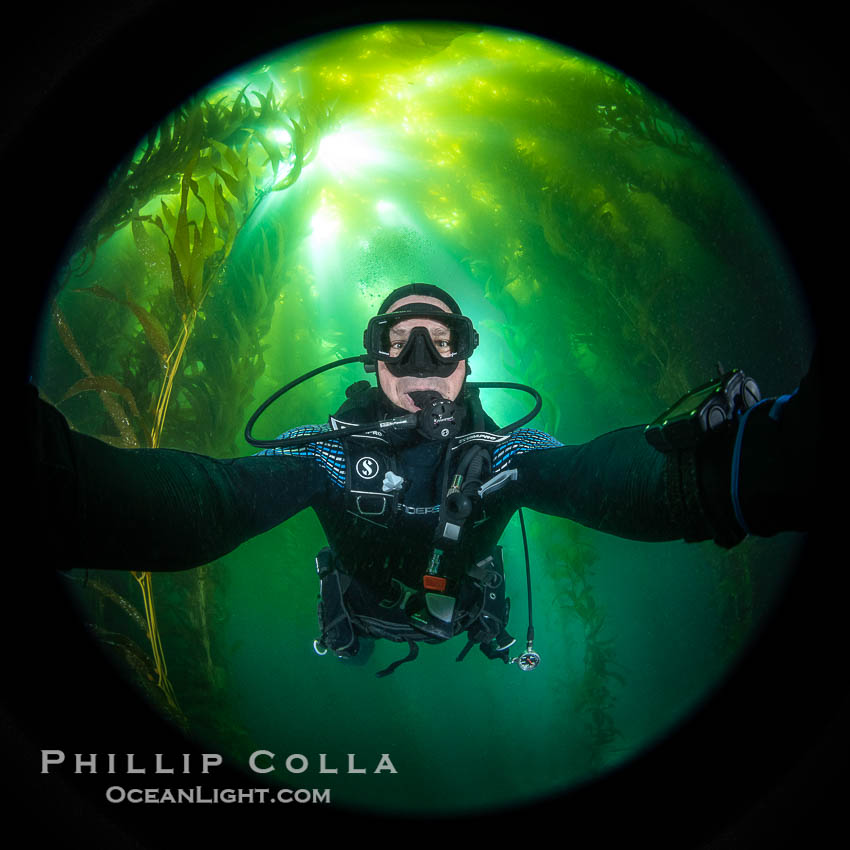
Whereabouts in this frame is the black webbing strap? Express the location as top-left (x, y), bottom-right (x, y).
top-left (375, 640), bottom-right (420, 678)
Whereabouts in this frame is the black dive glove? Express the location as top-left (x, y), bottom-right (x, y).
top-left (693, 352), bottom-right (821, 548)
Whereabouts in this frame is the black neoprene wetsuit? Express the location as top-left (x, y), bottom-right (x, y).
top-left (26, 384), bottom-right (712, 572)
top-left (25, 362), bottom-right (818, 663)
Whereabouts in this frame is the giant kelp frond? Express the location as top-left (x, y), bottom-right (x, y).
top-left (65, 573), bottom-right (148, 635)
top-left (87, 624), bottom-right (187, 730)
top-left (541, 518), bottom-right (625, 771)
top-left (66, 87), bottom-right (334, 277)
top-left (51, 301), bottom-right (141, 447)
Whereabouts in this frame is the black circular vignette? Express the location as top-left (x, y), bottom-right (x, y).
top-left (5, 2), bottom-right (844, 847)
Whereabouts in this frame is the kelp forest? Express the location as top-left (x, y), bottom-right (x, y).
top-left (32, 24), bottom-right (811, 812)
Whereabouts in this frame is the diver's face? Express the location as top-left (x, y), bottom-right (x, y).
top-left (377, 295), bottom-right (467, 412)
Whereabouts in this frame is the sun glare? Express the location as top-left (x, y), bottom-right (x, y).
top-left (314, 128), bottom-right (388, 180)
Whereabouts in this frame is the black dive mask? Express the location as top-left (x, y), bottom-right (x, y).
top-left (363, 303), bottom-right (479, 379)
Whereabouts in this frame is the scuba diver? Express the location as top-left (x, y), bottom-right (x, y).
top-left (26, 283), bottom-right (820, 676)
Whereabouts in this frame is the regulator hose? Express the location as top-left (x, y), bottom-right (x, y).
top-left (244, 357), bottom-right (542, 450)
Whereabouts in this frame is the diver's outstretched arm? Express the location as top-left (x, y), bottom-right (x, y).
top-left (513, 424), bottom-right (705, 543)
top-left (513, 351), bottom-right (821, 547)
top-left (25, 385), bottom-right (326, 571)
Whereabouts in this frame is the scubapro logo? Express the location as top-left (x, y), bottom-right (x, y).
top-left (355, 457), bottom-right (380, 479)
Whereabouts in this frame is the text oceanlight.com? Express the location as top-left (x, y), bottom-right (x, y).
top-left (105, 786), bottom-right (330, 804)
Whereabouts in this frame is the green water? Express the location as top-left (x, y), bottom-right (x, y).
top-left (35, 22), bottom-right (813, 817)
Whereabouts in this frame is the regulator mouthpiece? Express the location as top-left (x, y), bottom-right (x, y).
top-left (410, 391), bottom-right (461, 441)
